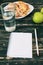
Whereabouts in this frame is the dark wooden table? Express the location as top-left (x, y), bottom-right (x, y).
top-left (0, 0), bottom-right (43, 65)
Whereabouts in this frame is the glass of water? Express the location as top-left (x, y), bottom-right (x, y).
top-left (1, 2), bottom-right (16, 32)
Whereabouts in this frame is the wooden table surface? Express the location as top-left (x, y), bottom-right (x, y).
top-left (0, 0), bottom-right (43, 65)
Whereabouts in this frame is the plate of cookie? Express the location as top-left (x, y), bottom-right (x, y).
top-left (4, 1), bottom-right (34, 19)
top-left (14, 1), bottom-right (34, 19)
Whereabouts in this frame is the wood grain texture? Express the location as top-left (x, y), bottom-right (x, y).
top-left (0, 0), bottom-right (43, 65)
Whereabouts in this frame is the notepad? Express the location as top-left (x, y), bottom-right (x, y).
top-left (7, 32), bottom-right (32, 58)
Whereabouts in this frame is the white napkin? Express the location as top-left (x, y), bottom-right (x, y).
top-left (7, 32), bottom-right (32, 58)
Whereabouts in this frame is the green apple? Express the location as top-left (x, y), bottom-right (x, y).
top-left (41, 8), bottom-right (43, 14)
top-left (33, 12), bottom-right (43, 23)
top-left (42, 14), bottom-right (43, 21)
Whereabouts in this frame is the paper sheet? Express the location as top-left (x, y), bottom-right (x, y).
top-left (7, 32), bottom-right (32, 58)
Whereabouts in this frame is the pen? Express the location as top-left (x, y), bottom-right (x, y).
top-left (34, 28), bottom-right (39, 56)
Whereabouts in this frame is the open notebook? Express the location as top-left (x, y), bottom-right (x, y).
top-left (7, 32), bottom-right (32, 58)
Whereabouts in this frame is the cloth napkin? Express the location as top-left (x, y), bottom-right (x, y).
top-left (7, 32), bottom-right (32, 58)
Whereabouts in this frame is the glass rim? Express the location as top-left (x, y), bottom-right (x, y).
top-left (1, 2), bottom-right (12, 7)
top-left (0, 2), bottom-right (15, 16)
top-left (0, 2), bottom-right (10, 10)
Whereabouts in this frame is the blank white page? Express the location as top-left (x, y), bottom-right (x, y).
top-left (7, 32), bottom-right (32, 58)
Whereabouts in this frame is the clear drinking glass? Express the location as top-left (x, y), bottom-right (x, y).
top-left (1, 2), bottom-right (16, 32)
